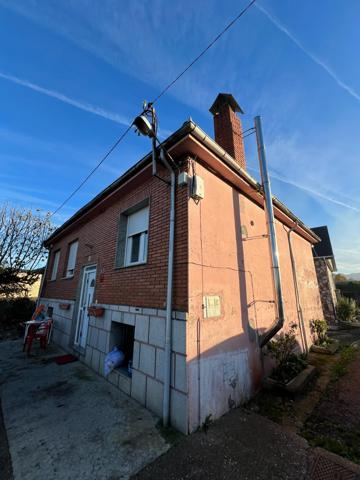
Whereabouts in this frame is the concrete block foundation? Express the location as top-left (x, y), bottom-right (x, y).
top-left (39, 298), bottom-right (188, 433)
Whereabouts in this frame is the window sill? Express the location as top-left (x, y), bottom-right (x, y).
top-left (115, 261), bottom-right (147, 270)
top-left (61, 275), bottom-right (74, 280)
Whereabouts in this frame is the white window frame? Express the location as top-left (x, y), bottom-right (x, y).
top-left (50, 250), bottom-right (60, 281)
top-left (65, 240), bottom-right (78, 278)
top-left (124, 207), bottom-right (149, 266)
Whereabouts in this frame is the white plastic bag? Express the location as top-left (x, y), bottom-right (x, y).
top-left (104, 347), bottom-right (125, 376)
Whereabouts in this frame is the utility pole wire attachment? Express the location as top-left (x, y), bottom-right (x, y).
top-left (49, 0), bottom-right (257, 218)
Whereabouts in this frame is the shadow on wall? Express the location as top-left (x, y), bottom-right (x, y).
top-left (187, 189), bottom-right (275, 432)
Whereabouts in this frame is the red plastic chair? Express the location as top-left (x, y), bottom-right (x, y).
top-left (23, 319), bottom-right (53, 356)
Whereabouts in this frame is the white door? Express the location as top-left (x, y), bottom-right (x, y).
top-left (75, 266), bottom-right (96, 349)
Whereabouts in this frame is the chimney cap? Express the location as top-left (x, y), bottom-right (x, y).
top-left (209, 93), bottom-right (244, 115)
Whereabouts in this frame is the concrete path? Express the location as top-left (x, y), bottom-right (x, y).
top-left (133, 407), bottom-right (360, 480)
top-left (0, 339), bottom-right (169, 480)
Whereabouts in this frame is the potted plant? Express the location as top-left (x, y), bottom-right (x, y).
top-left (264, 323), bottom-right (316, 394)
top-left (87, 305), bottom-right (105, 317)
top-left (310, 319), bottom-right (339, 354)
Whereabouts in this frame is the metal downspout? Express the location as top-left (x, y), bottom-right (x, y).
top-left (254, 116), bottom-right (285, 347)
top-left (287, 226), bottom-right (308, 353)
top-left (159, 147), bottom-right (176, 427)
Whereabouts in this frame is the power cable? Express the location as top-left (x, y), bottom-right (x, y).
top-left (50, 0), bottom-right (257, 218)
top-left (151, 0), bottom-right (257, 104)
top-left (49, 124), bottom-right (133, 218)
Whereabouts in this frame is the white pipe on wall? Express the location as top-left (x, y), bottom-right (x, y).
top-left (159, 147), bottom-right (176, 427)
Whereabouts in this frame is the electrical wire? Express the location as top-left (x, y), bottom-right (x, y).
top-left (49, 0), bottom-right (257, 218)
top-left (151, 0), bottom-right (257, 104)
top-left (49, 124), bottom-right (133, 218)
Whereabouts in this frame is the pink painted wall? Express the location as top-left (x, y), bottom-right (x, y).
top-left (186, 161), bottom-right (323, 432)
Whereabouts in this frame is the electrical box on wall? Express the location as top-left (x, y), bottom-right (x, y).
top-left (190, 175), bottom-right (205, 200)
top-left (178, 172), bottom-right (189, 186)
top-left (203, 295), bottom-right (221, 318)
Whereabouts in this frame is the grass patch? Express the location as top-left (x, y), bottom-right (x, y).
top-left (301, 345), bottom-right (360, 464)
top-left (331, 345), bottom-right (356, 380)
top-left (303, 424), bottom-right (360, 464)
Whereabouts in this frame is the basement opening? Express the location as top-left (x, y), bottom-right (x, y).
top-left (109, 322), bottom-right (135, 377)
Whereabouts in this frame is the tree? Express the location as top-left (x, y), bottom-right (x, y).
top-left (334, 273), bottom-right (348, 283)
top-left (0, 205), bottom-right (54, 297)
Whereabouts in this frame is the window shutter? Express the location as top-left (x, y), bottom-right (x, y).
top-left (127, 207), bottom-right (149, 236)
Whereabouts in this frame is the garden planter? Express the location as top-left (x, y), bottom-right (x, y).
top-left (311, 340), bottom-right (339, 355)
top-left (59, 303), bottom-right (71, 310)
top-left (87, 306), bottom-right (105, 317)
top-left (263, 365), bottom-right (316, 394)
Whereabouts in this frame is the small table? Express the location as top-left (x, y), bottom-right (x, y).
top-left (23, 319), bottom-right (53, 346)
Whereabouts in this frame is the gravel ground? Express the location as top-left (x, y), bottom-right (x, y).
top-left (0, 398), bottom-right (13, 480)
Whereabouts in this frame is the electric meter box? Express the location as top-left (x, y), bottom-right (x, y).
top-left (178, 172), bottom-right (189, 186)
top-left (191, 175), bottom-right (205, 200)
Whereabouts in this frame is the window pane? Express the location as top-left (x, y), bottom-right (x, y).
top-left (66, 241), bottom-right (78, 276)
top-left (51, 251), bottom-right (60, 280)
top-left (140, 231), bottom-right (148, 262)
top-left (130, 233), bottom-right (141, 263)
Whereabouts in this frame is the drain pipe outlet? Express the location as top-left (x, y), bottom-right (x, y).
top-left (160, 147), bottom-right (176, 427)
top-left (254, 116), bottom-right (285, 347)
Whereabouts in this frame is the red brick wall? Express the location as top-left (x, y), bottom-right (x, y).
top-left (41, 164), bottom-right (188, 311)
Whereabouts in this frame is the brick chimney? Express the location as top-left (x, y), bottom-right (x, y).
top-left (209, 93), bottom-right (246, 169)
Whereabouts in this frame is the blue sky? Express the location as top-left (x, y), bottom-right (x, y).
top-left (0, 0), bottom-right (359, 273)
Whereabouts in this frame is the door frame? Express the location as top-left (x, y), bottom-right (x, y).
top-left (74, 264), bottom-right (97, 350)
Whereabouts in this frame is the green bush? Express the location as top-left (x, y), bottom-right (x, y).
top-left (267, 323), bottom-right (307, 383)
top-left (0, 297), bottom-right (36, 330)
top-left (310, 319), bottom-right (330, 346)
top-left (336, 297), bottom-right (357, 322)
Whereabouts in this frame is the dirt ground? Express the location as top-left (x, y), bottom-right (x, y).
top-left (303, 347), bottom-right (360, 463)
top-left (0, 399), bottom-right (13, 480)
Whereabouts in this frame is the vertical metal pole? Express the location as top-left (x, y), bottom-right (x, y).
top-left (254, 116), bottom-right (285, 347)
top-left (160, 148), bottom-right (176, 428)
top-left (288, 228), bottom-right (308, 353)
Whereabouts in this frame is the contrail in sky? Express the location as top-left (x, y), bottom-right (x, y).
top-left (248, 166), bottom-right (359, 212)
top-left (0, 71), bottom-right (130, 125)
top-left (256, 4), bottom-right (360, 104)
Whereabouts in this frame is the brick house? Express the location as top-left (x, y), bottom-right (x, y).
top-left (40, 93), bottom-right (324, 433)
top-left (312, 226), bottom-right (338, 324)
